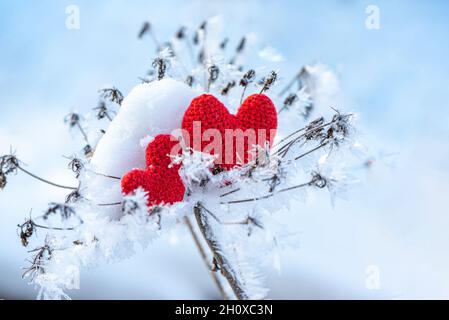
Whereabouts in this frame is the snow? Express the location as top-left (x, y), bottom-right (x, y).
top-left (86, 78), bottom-right (196, 213)
top-left (91, 78), bottom-right (195, 175)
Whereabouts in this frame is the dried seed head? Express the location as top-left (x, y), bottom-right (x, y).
top-left (99, 87), bottom-right (124, 106)
top-left (185, 75), bottom-right (194, 87)
top-left (311, 172), bottom-right (327, 188)
top-left (93, 101), bottom-right (114, 120)
top-left (0, 153), bottom-right (19, 175)
top-left (152, 57), bottom-right (168, 80)
top-left (138, 21), bottom-right (151, 39)
top-left (22, 238), bottom-right (53, 280)
top-left (198, 49), bottom-right (205, 64)
top-left (239, 69), bottom-right (256, 87)
top-left (208, 65), bottom-right (220, 83)
top-left (259, 70), bottom-right (278, 93)
top-left (64, 112), bottom-right (81, 128)
top-left (221, 81), bottom-right (236, 95)
top-left (68, 157), bottom-right (83, 178)
top-left (236, 37), bottom-right (246, 53)
top-left (18, 219), bottom-right (35, 247)
top-left (283, 93), bottom-right (298, 107)
top-left (122, 198), bottom-right (140, 215)
top-left (83, 144), bottom-right (93, 158)
top-left (44, 202), bottom-right (76, 220)
top-left (193, 31), bottom-right (200, 45)
top-left (219, 38), bottom-right (229, 50)
top-left (175, 26), bottom-right (186, 39)
top-left (65, 189), bottom-right (82, 203)
top-left (0, 171), bottom-right (6, 189)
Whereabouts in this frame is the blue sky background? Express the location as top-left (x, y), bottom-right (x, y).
top-left (1, 0), bottom-right (449, 299)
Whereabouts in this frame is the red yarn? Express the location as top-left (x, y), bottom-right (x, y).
top-left (121, 168), bottom-right (185, 207)
top-left (120, 93), bottom-right (277, 206)
top-left (145, 134), bottom-right (181, 169)
top-left (181, 93), bottom-right (277, 169)
top-left (121, 134), bottom-right (184, 207)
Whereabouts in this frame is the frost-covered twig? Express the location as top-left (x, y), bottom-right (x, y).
top-left (183, 216), bottom-right (229, 299)
top-left (0, 153), bottom-right (77, 190)
top-left (98, 87), bottom-right (124, 106)
top-left (220, 172), bottom-right (327, 205)
top-left (194, 202), bottom-right (250, 300)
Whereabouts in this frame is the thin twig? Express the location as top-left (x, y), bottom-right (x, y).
top-left (96, 201), bottom-right (122, 207)
top-left (294, 143), bottom-right (327, 161)
top-left (220, 181), bottom-right (311, 205)
top-left (184, 216), bottom-right (229, 300)
top-left (89, 170), bottom-right (121, 180)
top-left (220, 188), bottom-right (241, 198)
top-left (194, 203), bottom-right (249, 300)
top-left (18, 166), bottom-right (77, 190)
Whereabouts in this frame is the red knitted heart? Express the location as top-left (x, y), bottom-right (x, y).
top-left (121, 167), bottom-right (185, 206)
top-left (121, 134), bottom-right (184, 207)
top-left (181, 93), bottom-right (277, 169)
top-left (145, 134), bottom-right (182, 169)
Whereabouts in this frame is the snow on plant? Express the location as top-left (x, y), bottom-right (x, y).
top-left (2, 17), bottom-right (361, 300)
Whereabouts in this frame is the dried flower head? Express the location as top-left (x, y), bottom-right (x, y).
top-left (93, 101), bottom-right (115, 121)
top-left (0, 153), bottom-right (19, 175)
top-left (240, 69), bottom-right (256, 87)
top-left (18, 219), bottom-right (35, 247)
top-left (208, 65), bottom-right (220, 83)
top-left (221, 81), bottom-right (236, 96)
top-left (0, 171), bottom-right (6, 189)
top-left (138, 21), bottom-right (151, 39)
top-left (65, 189), bottom-right (82, 204)
top-left (64, 112), bottom-right (81, 128)
top-left (175, 26), bottom-right (186, 40)
top-left (67, 157), bottom-right (83, 178)
top-left (99, 87), bottom-right (124, 106)
top-left (152, 57), bottom-right (168, 80)
top-left (219, 38), bottom-right (229, 50)
top-left (185, 75), bottom-right (194, 87)
top-left (44, 203), bottom-right (77, 221)
top-left (22, 237), bottom-right (53, 280)
top-left (259, 71), bottom-right (278, 93)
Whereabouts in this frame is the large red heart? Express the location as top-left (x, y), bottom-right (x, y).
top-left (181, 93), bottom-right (277, 169)
top-left (121, 134), bottom-right (184, 207)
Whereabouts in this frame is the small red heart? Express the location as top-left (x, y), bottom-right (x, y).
top-left (121, 134), bottom-right (184, 207)
top-left (181, 93), bottom-right (277, 169)
top-left (145, 134), bottom-right (182, 170)
top-left (121, 167), bottom-right (185, 207)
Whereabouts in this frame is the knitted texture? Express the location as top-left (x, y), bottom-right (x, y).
top-left (121, 167), bottom-right (185, 206)
top-left (145, 134), bottom-right (182, 169)
top-left (121, 134), bottom-right (184, 207)
top-left (181, 93), bottom-right (277, 169)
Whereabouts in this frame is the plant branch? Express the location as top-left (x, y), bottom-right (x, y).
top-left (220, 181), bottom-right (312, 205)
top-left (183, 216), bottom-right (229, 300)
top-left (194, 202), bottom-right (249, 300)
top-left (18, 166), bottom-right (77, 190)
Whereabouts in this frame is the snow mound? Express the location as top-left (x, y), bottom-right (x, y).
top-left (85, 78), bottom-right (196, 212)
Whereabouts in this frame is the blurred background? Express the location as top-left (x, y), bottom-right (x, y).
top-left (1, 0), bottom-right (449, 299)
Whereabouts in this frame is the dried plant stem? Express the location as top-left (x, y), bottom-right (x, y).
top-left (239, 86), bottom-right (247, 105)
top-left (90, 170), bottom-right (120, 180)
top-left (183, 216), bottom-right (229, 300)
top-left (294, 143), bottom-right (327, 161)
top-left (76, 123), bottom-right (89, 145)
top-left (17, 166), bottom-right (77, 190)
top-left (194, 203), bottom-right (249, 300)
top-left (221, 181), bottom-right (312, 205)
